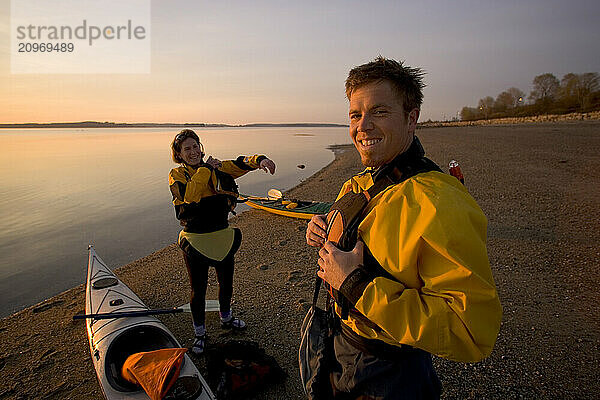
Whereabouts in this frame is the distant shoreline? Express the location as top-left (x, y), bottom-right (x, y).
top-left (0, 121), bottom-right (348, 129)
top-left (3, 110), bottom-right (599, 129)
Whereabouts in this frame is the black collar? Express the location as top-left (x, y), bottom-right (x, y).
top-left (371, 136), bottom-right (425, 182)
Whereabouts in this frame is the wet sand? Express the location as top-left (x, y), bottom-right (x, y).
top-left (1, 121), bottom-right (599, 399)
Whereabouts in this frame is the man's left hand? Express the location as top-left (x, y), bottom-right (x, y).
top-left (259, 158), bottom-right (276, 174)
top-left (317, 241), bottom-right (364, 290)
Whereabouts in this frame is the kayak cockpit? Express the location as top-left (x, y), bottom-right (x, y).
top-left (104, 325), bottom-right (181, 392)
top-left (91, 277), bottom-right (118, 289)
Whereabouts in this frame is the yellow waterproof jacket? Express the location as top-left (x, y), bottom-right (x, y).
top-left (337, 170), bottom-right (502, 362)
top-left (169, 154), bottom-right (265, 234)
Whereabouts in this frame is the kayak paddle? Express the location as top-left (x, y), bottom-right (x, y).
top-left (73, 300), bottom-right (219, 320)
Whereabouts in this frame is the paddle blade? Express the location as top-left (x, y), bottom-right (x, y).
top-left (268, 189), bottom-right (283, 199)
top-left (179, 300), bottom-right (220, 313)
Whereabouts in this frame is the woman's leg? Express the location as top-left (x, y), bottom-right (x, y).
top-left (180, 239), bottom-right (210, 327)
top-left (214, 228), bottom-right (242, 315)
top-left (214, 253), bottom-right (234, 314)
top-left (214, 250), bottom-right (246, 329)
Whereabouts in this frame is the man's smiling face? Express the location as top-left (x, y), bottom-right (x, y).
top-left (349, 80), bottom-right (419, 168)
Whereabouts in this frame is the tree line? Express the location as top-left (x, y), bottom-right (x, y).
top-left (460, 72), bottom-right (600, 121)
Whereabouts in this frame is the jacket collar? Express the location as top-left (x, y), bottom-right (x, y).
top-left (371, 136), bottom-right (425, 182)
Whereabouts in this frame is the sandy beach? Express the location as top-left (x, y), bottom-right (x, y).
top-left (1, 121), bottom-right (599, 399)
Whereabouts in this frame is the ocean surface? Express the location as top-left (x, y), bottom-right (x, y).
top-left (0, 126), bottom-right (350, 318)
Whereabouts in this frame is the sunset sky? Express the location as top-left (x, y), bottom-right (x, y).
top-left (1, 0), bottom-right (599, 124)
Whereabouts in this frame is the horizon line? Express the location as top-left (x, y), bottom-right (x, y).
top-left (0, 121), bottom-right (350, 128)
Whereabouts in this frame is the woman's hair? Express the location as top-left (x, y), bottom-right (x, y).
top-left (171, 129), bottom-right (204, 163)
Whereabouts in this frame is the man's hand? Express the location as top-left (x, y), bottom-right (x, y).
top-left (259, 158), bottom-right (276, 174)
top-left (306, 214), bottom-right (327, 247)
top-left (205, 156), bottom-right (222, 169)
top-left (317, 241), bottom-right (364, 290)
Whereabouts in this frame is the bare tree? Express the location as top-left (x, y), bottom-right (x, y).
top-left (460, 107), bottom-right (479, 121)
top-left (561, 73), bottom-right (600, 110)
top-left (478, 96), bottom-right (494, 119)
top-left (494, 91), bottom-right (514, 112)
top-left (507, 87), bottom-right (525, 107)
top-left (577, 73), bottom-right (599, 110)
top-left (560, 73), bottom-right (579, 99)
top-left (530, 73), bottom-right (560, 103)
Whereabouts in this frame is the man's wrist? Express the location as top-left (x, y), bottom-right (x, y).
top-left (339, 265), bottom-right (372, 305)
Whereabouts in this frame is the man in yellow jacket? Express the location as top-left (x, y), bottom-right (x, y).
top-left (306, 57), bottom-right (502, 398)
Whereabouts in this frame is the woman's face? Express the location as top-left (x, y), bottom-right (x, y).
top-left (179, 137), bottom-right (203, 166)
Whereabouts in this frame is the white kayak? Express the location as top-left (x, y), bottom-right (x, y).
top-left (84, 245), bottom-right (215, 399)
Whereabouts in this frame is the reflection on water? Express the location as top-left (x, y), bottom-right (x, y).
top-left (0, 127), bottom-right (350, 317)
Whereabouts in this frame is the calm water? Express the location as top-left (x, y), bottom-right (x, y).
top-left (0, 127), bottom-right (350, 317)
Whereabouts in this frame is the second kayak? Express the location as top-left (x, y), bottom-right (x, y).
top-left (241, 195), bottom-right (332, 220)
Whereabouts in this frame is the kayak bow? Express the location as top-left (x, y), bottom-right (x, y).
top-left (84, 245), bottom-right (215, 399)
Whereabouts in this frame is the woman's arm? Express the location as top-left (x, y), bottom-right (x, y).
top-left (220, 155), bottom-right (275, 178)
top-left (169, 166), bottom-right (214, 204)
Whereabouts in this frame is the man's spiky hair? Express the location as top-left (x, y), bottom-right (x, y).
top-left (345, 56), bottom-right (425, 113)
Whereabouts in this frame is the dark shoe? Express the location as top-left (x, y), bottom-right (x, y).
top-left (191, 334), bottom-right (207, 355)
top-left (220, 316), bottom-right (247, 330)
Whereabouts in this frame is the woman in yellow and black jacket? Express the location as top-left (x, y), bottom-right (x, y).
top-left (169, 129), bottom-right (276, 355)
